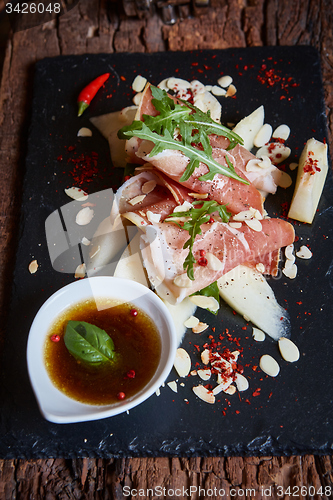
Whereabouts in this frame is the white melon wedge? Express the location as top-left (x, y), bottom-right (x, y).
top-left (90, 106), bottom-right (137, 168)
top-left (232, 106), bottom-right (264, 151)
top-left (288, 138), bottom-right (328, 224)
top-left (217, 264), bottom-right (290, 340)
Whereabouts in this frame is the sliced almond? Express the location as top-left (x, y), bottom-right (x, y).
top-left (188, 192), bottom-right (209, 199)
top-left (132, 75), bottom-right (147, 93)
top-left (76, 207), bottom-right (94, 225)
top-left (277, 171), bottom-right (292, 188)
top-left (252, 327), bottom-right (265, 342)
top-left (254, 124), bottom-right (272, 148)
top-left (133, 92), bottom-right (143, 105)
top-left (183, 315), bottom-right (200, 329)
top-left (77, 127), bottom-right (92, 137)
top-left (226, 84), bottom-right (237, 97)
top-left (142, 180), bottom-right (156, 194)
top-left (235, 373), bottom-right (249, 392)
top-left (256, 263), bottom-right (265, 273)
top-left (228, 222), bottom-right (242, 229)
top-left (192, 385), bottom-right (215, 404)
top-left (259, 354), bottom-right (280, 377)
top-left (217, 75), bottom-right (233, 88)
top-left (81, 237), bottom-right (91, 246)
top-left (256, 143), bottom-right (291, 164)
top-left (289, 162), bottom-right (298, 171)
top-left (74, 263), bottom-right (86, 279)
top-left (245, 218), bottom-right (262, 232)
top-left (28, 259), bottom-right (38, 274)
top-left (233, 209), bottom-right (254, 221)
top-left (64, 187), bottom-right (88, 201)
top-left (282, 263), bottom-right (297, 279)
top-left (296, 245), bottom-right (312, 259)
top-left (174, 348), bottom-right (191, 377)
top-left (173, 273), bottom-right (193, 288)
top-left (167, 381), bottom-right (178, 393)
top-left (192, 322), bottom-right (209, 334)
top-left (189, 295), bottom-right (219, 312)
top-left (206, 252), bottom-right (223, 271)
top-left (146, 211), bottom-right (161, 224)
top-left (213, 375), bottom-right (233, 394)
top-left (197, 368), bottom-right (211, 381)
top-left (128, 194), bottom-right (146, 206)
top-left (278, 337), bottom-right (300, 363)
top-left (211, 85), bottom-right (226, 96)
top-left (285, 243), bottom-right (294, 260)
top-left (224, 385), bottom-right (237, 395)
top-left (201, 348), bottom-right (210, 365)
top-left (272, 124), bottom-right (290, 141)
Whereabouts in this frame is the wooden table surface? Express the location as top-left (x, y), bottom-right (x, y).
top-left (0, 0), bottom-right (333, 497)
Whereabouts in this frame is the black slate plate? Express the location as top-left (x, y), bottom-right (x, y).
top-left (1, 46), bottom-right (333, 459)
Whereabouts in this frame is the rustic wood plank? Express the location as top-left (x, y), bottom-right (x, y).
top-left (0, 0), bottom-right (333, 496)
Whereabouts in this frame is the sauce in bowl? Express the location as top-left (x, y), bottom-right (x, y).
top-left (44, 299), bottom-right (161, 405)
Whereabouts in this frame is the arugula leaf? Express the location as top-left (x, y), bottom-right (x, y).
top-left (64, 321), bottom-right (118, 367)
top-left (121, 123), bottom-right (248, 184)
top-left (166, 200), bottom-right (231, 280)
top-left (118, 86), bottom-right (248, 185)
top-left (191, 281), bottom-right (220, 315)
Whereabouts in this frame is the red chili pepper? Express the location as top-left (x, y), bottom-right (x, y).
top-left (77, 73), bottom-right (110, 117)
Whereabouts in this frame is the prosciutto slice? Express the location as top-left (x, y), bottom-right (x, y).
top-left (140, 218), bottom-right (294, 304)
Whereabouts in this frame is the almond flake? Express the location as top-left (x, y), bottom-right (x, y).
top-left (245, 218), bottom-right (262, 232)
top-left (201, 348), bottom-right (210, 365)
top-left (224, 385), bottom-right (237, 395)
top-left (142, 180), bottom-right (156, 194)
top-left (190, 370), bottom-right (197, 376)
top-left (256, 263), bottom-right (265, 273)
top-left (197, 369), bottom-right (211, 381)
top-left (76, 207), bottom-right (94, 225)
top-left (28, 259), bottom-right (38, 274)
top-left (228, 222), bottom-right (242, 229)
top-left (74, 263), bottom-right (86, 279)
top-left (226, 84), bottom-right (237, 97)
top-left (64, 187), bottom-right (88, 201)
top-left (217, 75), bottom-right (233, 88)
top-left (289, 162), bottom-right (298, 171)
top-left (174, 348), bottom-right (191, 377)
top-left (128, 194), bottom-right (146, 206)
top-left (285, 244), bottom-right (294, 260)
top-left (233, 210), bottom-right (254, 221)
top-left (146, 211), bottom-right (161, 224)
top-left (188, 192), bottom-right (209, 199)
top-left (173, 273), bottom-right (193, 288)
top-left (211, 85), bottom-right (226, 96)
top-left (272, 124), bottom-right (290, 141)
top-left (77, 127), bottom-right (92, 137)
top-left (254, 124), bottom-right (273, 148)
top-left (259, 354), bottom-right (280, 377)
top-left (192, 322), bottom-right (209, 334)
top-left (206, 252), bottom-right (223, 271)
top-left (277, 171), bottom-right (292, 188)
top-left (132, 75), bottom-right (147, 93)
top-left (133, 92), bottom-right (142, 105)
top-left (167, 381), bottom-right (178, 393)
top-left (212, 376), bottom-right (233, 394)
top-left (189, 295), bottom-right (219, 312)
top-left (296, 245), bottom-right (312, 259)
top-left (235, 373), bottom-right (249, 392)
top-left (81, 237), bottom-right (91, 246)
top-left (282, 263), bottom-right (297, 279)
top-left (184, 315), bottom-right (200, 328)
top-left (252, 327), bottom-right (265, 342)
top-left (192, 385), bottom-right (215, 404)
top-left (278, 337), bottom-right (300, 363)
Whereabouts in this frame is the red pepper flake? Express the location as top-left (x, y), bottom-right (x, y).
top-left (296, 301), bottom-right (303, 305)
top-left (120, 75), bottom-right (126, 81)
top-left (252, 388), bottom-right (261, 397)
top-left (191, 62), bottom-right (199, 66)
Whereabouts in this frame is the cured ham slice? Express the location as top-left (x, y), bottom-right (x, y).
top-left (140, 218), bottom-right (294, 304)
top-left (136, 141), bottom-right (265, 216)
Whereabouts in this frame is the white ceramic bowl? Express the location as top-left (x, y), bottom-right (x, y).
top-left (27, 276), bottom-right (177, 424)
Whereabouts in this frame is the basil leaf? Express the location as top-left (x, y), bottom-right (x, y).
top-left (64, 321), bottom-right (118, 366)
